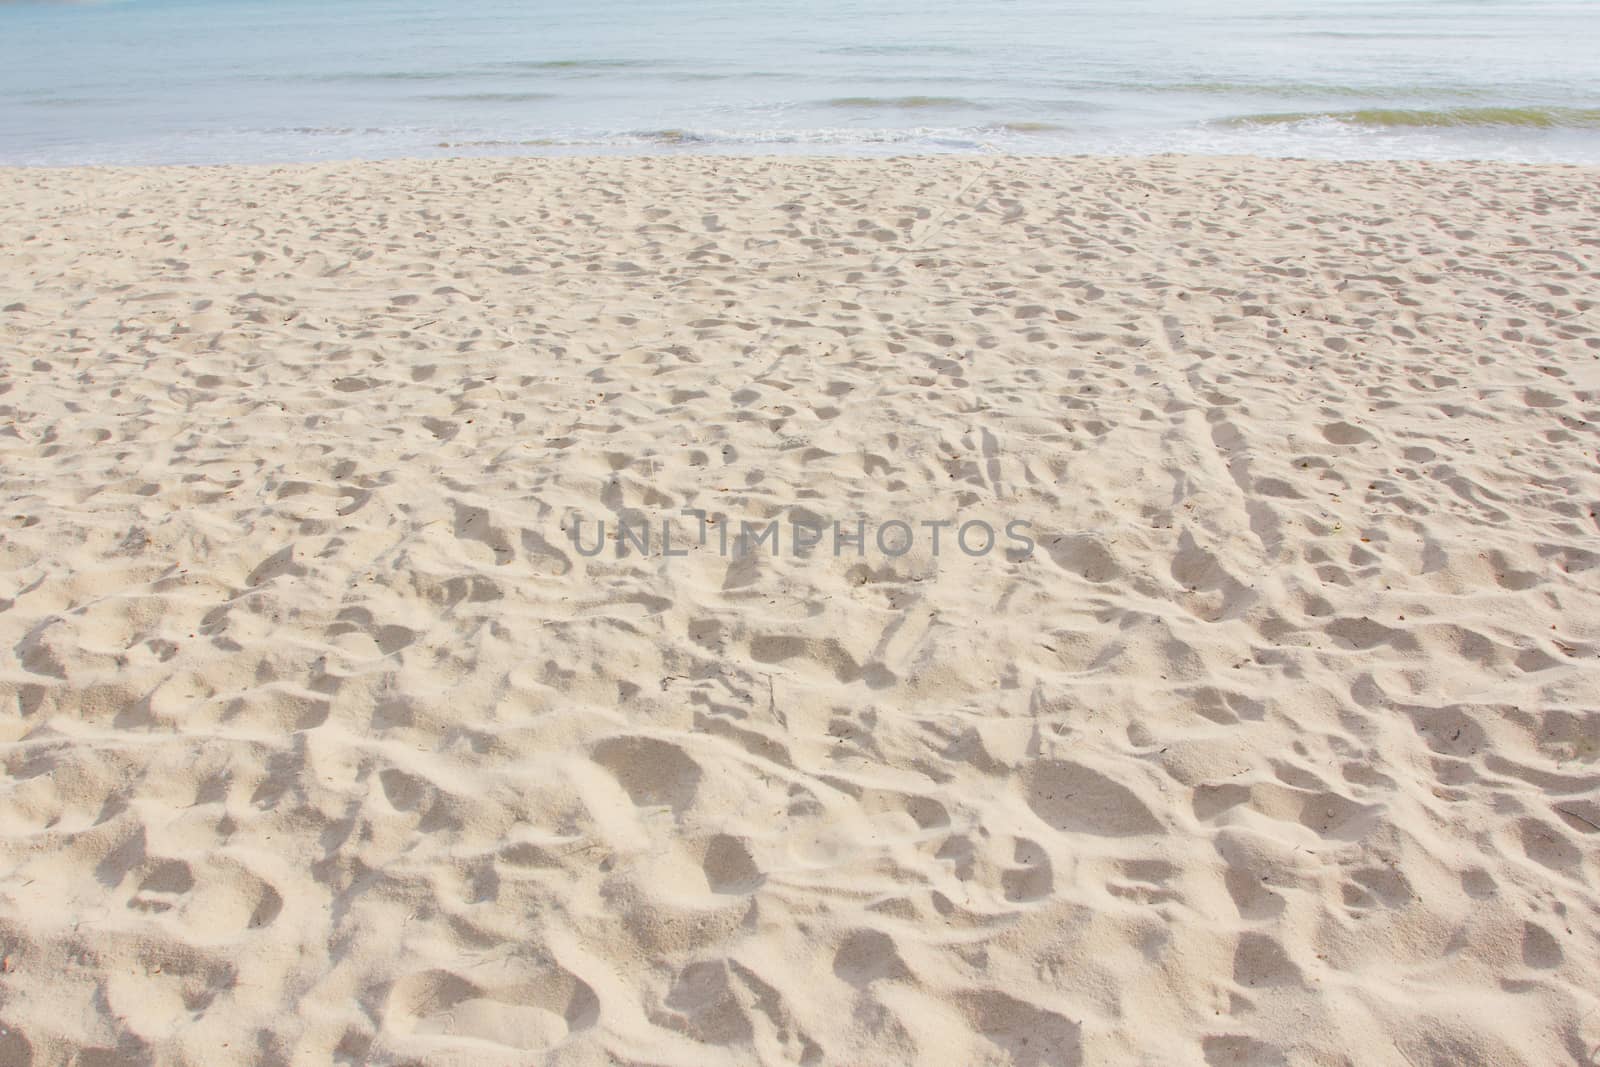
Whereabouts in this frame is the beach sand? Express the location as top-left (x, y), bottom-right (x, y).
top-left (1, 155), bottom-right (1598, 1065)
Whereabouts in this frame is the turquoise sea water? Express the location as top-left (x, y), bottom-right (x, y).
top-left (3, 0), bottom-right (1599, 165)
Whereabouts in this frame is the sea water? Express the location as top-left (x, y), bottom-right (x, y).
top-left (2, 0), bottom-right (1598, 165)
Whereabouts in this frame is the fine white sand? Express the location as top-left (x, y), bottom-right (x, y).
top-left (1, 155), bottom-right (1598, 1066)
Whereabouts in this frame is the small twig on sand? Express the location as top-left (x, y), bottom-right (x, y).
top-left (1486, 248), bottom-right (1586, 266)
top-left (1556, 807), bottom-right (1600, 833)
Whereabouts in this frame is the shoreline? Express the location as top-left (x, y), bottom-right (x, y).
top-left (5, 149), bottom-right (1600, 173)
